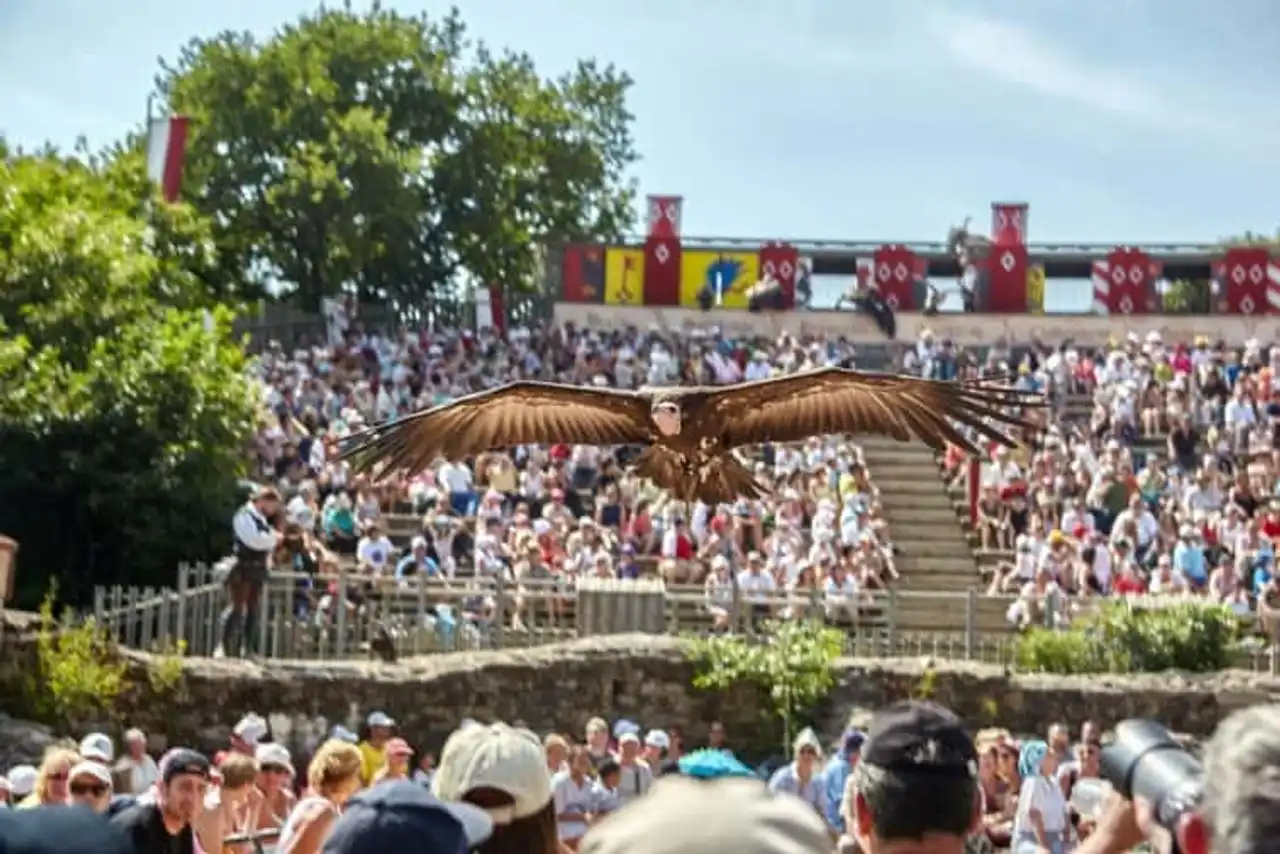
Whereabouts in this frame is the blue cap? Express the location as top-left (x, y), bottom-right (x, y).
top-left (843, 731), bottom-right (866, 756)
top-left (322, 781), bottom-right (493, 854)
top-left (676, 748), bottom-right (756, 780)
top-left (329, 725), bottom-right (359, 744)
top-left (1, 805), bottom-right (131, 854)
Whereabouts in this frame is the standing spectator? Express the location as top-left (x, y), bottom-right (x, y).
top-left (66, 762), bottom-right (113, 814)
top-left (116, 729), bottom-right (159, 795)
top-left (766, 728), bottom-right (827, 821)
top-left (111, 749), bottom-right (211, 854)
top-left (358, 712), bottom-right (396, 786)
top-left (277, 740), bottom-right (363, 854)
top-left (823, 731), bottom-right (864, 833)
top-left (223, 488), bottom-right (281, 658)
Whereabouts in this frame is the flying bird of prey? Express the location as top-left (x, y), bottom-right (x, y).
top-left (341, 368), bottom-right (1040, 504)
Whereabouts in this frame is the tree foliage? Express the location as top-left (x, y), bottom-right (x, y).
top-left (0, 147), bottom-right (259, 606)
top-left (153, 2), bottom-right (639, 311)
top-left (1015, 601), bottom-right (1239, 674)
top-left (687, 621), bottom-right (844, 751)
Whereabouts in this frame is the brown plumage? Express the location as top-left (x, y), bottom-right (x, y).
top-left (341, 368), bottom-right (1041, 504)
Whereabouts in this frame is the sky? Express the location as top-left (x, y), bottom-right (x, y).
top-left (2, 0), bottom-right (1279, 310)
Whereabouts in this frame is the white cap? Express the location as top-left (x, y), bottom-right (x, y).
top-left (68, 761), bottom-right (113, 788)
top-left (618, 732), bottom-right (640, 746)
top-left (644, 730), bottom-right (671, 750)
top-left (255, 743), bottom-right (295, 776)
top-left (234, 714), bottom-right (268, 746)
top-left (432, 723), bottom-right (553, 825)
top-left (79, 732), bottom-right (114, 763)
top-left (6, 765), bottom-right (37, 798)
top-left (367, 711), bottom-right (396, 728)
top-left (582, 777), bottom-right (829, 854)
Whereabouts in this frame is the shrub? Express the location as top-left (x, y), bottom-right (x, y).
top-left (1016, 600), bottom-right (1239, 674)
top-left (686, 620), bottom-right (843, 751)
top-left (29, 590), bottom-right (128, 726)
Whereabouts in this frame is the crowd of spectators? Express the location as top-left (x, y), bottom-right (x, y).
top-left (936, 330), bottom-right (1280, 636)
top-left (228, 311), bottom-right (1280, 644)
top-left (240, 322), bottom-right (906, 633)
top-left (1, 702), bottom-right (1122, 854)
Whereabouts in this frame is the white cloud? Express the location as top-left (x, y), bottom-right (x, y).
top-left (925, 12), bottom-right (1171, 121)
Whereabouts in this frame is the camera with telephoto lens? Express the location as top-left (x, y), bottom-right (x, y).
top-left (1100, 720), bottom-right (1203, 839)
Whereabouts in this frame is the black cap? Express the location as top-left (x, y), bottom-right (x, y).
top-left (159, 748), bottom-right (212, 784)
top-left (861, 702), bottom-right (977, 779)
top-left (0, 804), bottom-right (132, 854)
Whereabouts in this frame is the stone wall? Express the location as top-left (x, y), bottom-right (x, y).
top-left (4, 631), bottom-right (1280, 766)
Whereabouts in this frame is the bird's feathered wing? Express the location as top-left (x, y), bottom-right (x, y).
top-left (341, 381), bottom-right (652, 476)
top-left (691, 368), bottom-right (1040, 454)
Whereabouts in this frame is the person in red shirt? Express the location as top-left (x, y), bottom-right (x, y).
top-left (1111, 562), bottom-right (1147, 596)
top-left (1261, 505), bottom-right (1280, 542)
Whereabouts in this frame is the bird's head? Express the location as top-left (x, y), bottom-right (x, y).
top-left (651, 400), bottom-right (683, 436)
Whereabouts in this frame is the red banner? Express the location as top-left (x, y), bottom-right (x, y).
top-left (871, 245), bottom-right (924, 311)
top-left (986, 246), bottom-right (1029, 313)
top-left (1096, 247), bottom-right (1155, 315)
top-left (1221, 247), bottom-right (1273, 315)
top-left (645, 195), bottom-right (683, 240)
top-left (991, 202), bottom-right (1028, 246)
top-left (758, 242), bottom-right (799, 308)
top-left (643, 237), bottom-right (682, 306)
top-left (560, 244), bottom-right (605, 303)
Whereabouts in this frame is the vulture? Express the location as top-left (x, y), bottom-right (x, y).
top-left (340, 368), bottom-right (1040, 504)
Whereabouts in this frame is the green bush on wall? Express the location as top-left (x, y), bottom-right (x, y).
top-left (1016, 600), bottom-right (1240, 674)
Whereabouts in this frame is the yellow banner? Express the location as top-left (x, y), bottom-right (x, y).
top-left (680, 251), bottom-right (760, 309)
top-left (604, 248), bottom-right (644, 305)
top-left (1026, 265), bottom-right (1045, 315)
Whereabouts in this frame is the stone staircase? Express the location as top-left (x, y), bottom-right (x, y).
top-left (859, 435), bottom-right (1015, 637)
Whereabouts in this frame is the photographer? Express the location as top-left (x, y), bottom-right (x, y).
top-left (1081, 705), bottom-right (1280, 854)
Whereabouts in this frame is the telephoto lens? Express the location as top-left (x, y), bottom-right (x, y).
top-left (1099, 720), bottom-right (1203, 832)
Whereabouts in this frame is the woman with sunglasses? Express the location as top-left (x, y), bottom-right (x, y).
top-left (16, 746), bottom-right (79, 808)
top-left (67, 762), bottom-right (113, 814)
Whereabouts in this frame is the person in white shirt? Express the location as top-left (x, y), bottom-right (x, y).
top-left (736, 561), bottom-right (777, 625)
top-left (356, 523), bottom-right (395, 575)
top-left (117, 728), bottom-right (160, 795)
top-left (552, 747), bottom-right (596, 845)
top-left (613, 734), bottom-right (652, 805)
top-left (1013, 740), bottom-right (1070, 854)
top-left (438, 460), bottom-right (475, 516)
top-left (223, 487), bottom-right (281, 658)
top-left (744, 352), bottom-right (772, 381)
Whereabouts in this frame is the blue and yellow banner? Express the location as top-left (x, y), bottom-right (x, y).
top-left (679, 251), bottom-right (760, 309)
top-left (1026, 264), bottom-right (1045, 315)
top-left (604, 248), bottom-right (645, 305)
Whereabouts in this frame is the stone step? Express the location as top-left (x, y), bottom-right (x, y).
top-left (879, 495), bottom-right (956, 512)
top-left (898, 555), bottom-right (978, 573)
top-left (864, 451), bottom-right (941, 467)
top-left (873, 480), bottom-right (956, 496)
top-left (882, 506), bottom-right (963, 525)
top-left (896, 541), bottom-right (974, 558)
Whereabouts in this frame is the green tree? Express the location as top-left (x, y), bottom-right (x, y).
top-left (153, 3), bottom-right (638, 313)
top-left (687, 621), bottom-right (844, 751)
top-left (1159, 279), bottom-right (1212, 314)
top-left (0, 147), bottom-right (258, 606)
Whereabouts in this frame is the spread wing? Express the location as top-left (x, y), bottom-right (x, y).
top-left (340, 382), bottom-right (651, 476)
top-left (695, 368), bottom-right (1041, 454)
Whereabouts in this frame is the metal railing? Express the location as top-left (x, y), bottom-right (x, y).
top-left (88, 565), bottom-right (1280, 672)
top-left (91, 564), bottom-right (1018, 662)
